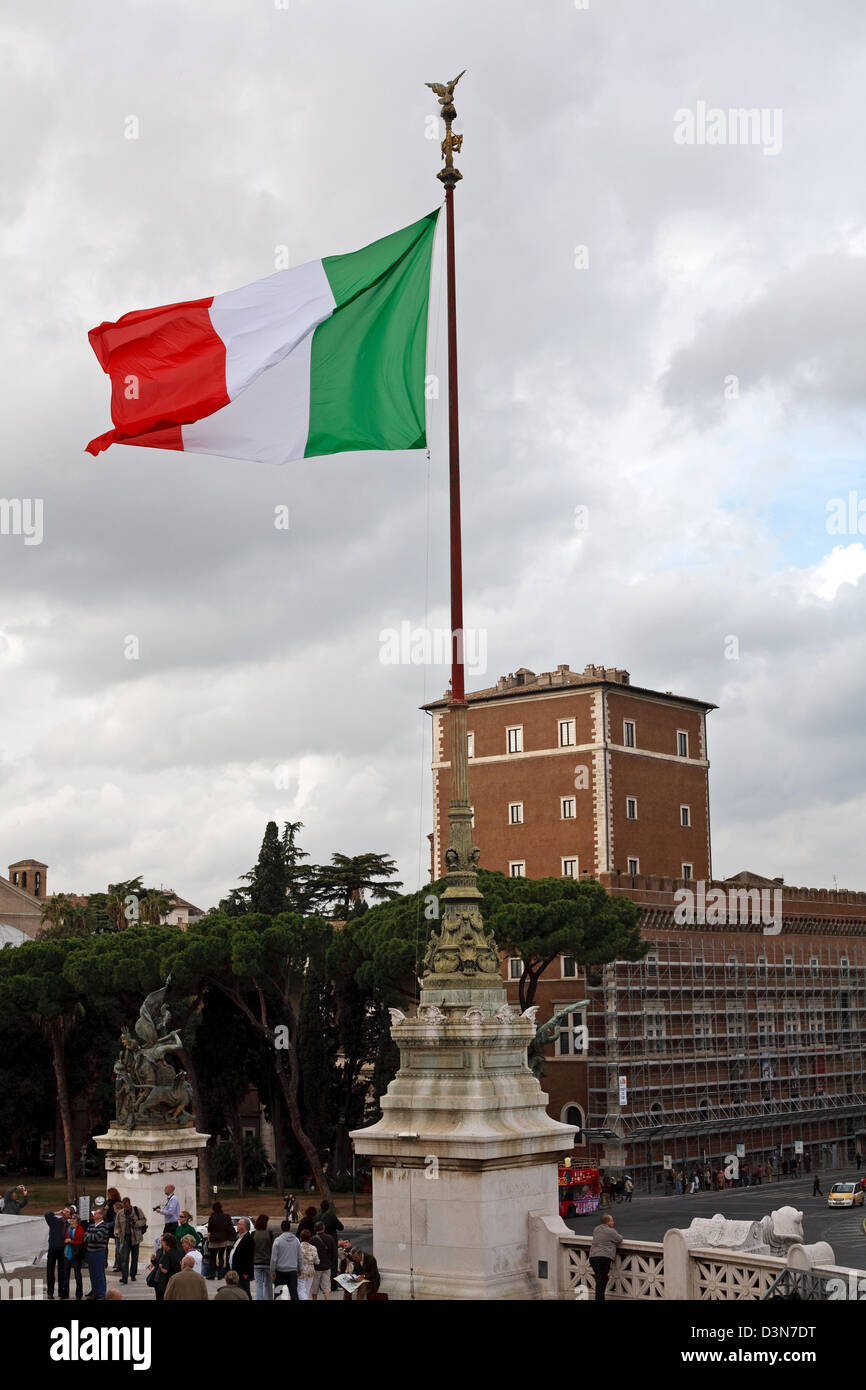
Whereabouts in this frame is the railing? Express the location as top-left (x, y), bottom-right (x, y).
top-left (561, 1235), bottom-right (665, 1300)
top-left (529, 1216), bottom-right (866, 1301)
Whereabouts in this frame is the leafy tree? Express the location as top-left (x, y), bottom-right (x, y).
top-left (139, 887), bottom-right (175, 926)
top-left (105, 877), bottom-right (144, 931)
top-left (246, 823), bottom-right (287, 915)
top-left (170, 910), bottom-right (333, 1198)
top-left (0, 941), bottom-right (88, 1195)
top-left (39, 895), bottom-right (97, 938)
top-left (481, 871), bottom-right (647, 1010)
top-left (316, 852), bottom-right (403, 921)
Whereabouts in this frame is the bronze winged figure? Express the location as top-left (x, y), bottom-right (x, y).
top-left (426, 70), bottom-right (466, 117)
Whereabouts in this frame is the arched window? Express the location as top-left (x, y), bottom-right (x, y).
top-left (650, 1101), bottom-right (664, 1127)
top-left (561, 1103), bottom-right (584, 1143)
top-left (698, 1097), bottom-right (711, 1121)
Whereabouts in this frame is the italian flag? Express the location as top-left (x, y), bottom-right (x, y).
top-left (86, 210), bottom-right (439, 467)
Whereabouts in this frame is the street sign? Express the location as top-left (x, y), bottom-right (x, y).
top-left (663, 1154), bottom-right (673, 1170)
top-left (618, 1075), bottom-right (628, 1104)
top-left (794, 1140), bottom-right (803, 1154)
top-left (736, 1143), bottom-right (746, 1158)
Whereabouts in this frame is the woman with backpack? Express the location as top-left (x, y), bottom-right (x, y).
top-left (114, 1196), bottom-right (148, 1284)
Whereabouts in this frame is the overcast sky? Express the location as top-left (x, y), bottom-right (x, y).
top-left (1, 0), bottom-right (865, 909)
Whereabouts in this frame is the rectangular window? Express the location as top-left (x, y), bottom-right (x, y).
top-left (680, 805), bottom-right (690, 827)
top-left (467, 731), bottom-right (475, 758)
top-left (509, 861), bottom-right (525, 878)
top-left (677, 730), bottom-right (689, 757)
top-left (508, 801), bottom-right (524, 825)
top-left (783, 1008), bottom-right (800, 1046)
top-left (757, 1008), bottom-right (775, 1047)
top-left (645, 953), bottom-right (658, 974)
top-left (784, 955), bottom-right (793, 978)
top-left (646, 1011), bottom-right (666, 1052)
top-left (757, 956), bottom-right (768, 975)
top-left (682, 863), bottom-right (693, 882)
top-left (810, 956), bottom-right (820, 979)
top-left (626, 796), bottom-right (637, 820)
top-left (507, 957), bottom-right (524, 980)
top-left (562, 857), bottom-right (578, 878)
top-left (562, 955), bottom-right (577, 978)
top-left (554, 1009), bottom-right (587, 1057)
top-left (506, 726), bottom-right (523, 754)
top-left (693, 952), bottom-right (704, 978)
top-left (561, 796), bottom-right (576, 819)
top-left (558, 718), bottom-right (575, 748)
top-left (806, 1004), bottom-right (825, 1044)
top-left (623, 720), bottom-right (635, 748)
top-left (726, 1009), bottom-right (746, 1049)
top-left (840, 957), bottom-right (850, 977)
top-left (693, 1010), bottom-right (713, 1050)
top-left (627, 857), bottom-right (639, 876)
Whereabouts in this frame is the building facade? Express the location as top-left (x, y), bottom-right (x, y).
top-left (511, 873), bottom-right (866, 1186)
top-left (428, 664), bottom-right (866, 1185)
top-left (425, 663), bottom-right (714, 885)
top-left (0, 859), bottom-right (47, 938)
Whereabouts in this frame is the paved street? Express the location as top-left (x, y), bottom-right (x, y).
top-left (566, 1167), bottom-right (866, 1269)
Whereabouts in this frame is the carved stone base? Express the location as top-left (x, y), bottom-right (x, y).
top-left (351, 1001), bottom-right (575, 1299)
top-left (95, 1125), bottom-right (210, 1228)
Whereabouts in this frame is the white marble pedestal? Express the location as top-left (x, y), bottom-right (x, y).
top-left (95, 1125), bottom-right (209, 1225)
top-left (351, 989), bottom-right (575, 1299)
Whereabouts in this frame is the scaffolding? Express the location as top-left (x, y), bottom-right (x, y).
top-left (585, 935), bottom-right (866, 1186)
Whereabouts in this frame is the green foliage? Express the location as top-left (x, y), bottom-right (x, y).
top-left (211, 1134), bottom-right (273, 1188)
top-left (316, 852), bottom-right (403, 921)
top-left (247, 822), bottom-right (288, 916)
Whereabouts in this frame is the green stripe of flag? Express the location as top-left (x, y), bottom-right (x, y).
top-left (305, 209), bottom-right (440, 458)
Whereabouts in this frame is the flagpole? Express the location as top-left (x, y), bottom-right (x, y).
top-left (444, 180), bottom-right (465, 711)
top-left (422, 72), bottom-right (501, 996)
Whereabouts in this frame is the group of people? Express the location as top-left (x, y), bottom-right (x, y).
top-left (21, 1179), bottom-right (379, 1303)
top-left (140, 1187), bottom-right (383, 1302)
top-left (598, 1175), bottom-right (633, 1205)
top-left (664, 1159), bottom-right (788, 1194)
top-left (42, 1186), bottom-right (147, 1301)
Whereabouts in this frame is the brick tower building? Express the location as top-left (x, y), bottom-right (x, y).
top-left (424, 663), bottom-right (715, 884)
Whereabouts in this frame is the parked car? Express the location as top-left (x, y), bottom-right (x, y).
top-left (827, 1182), bottom-right (864, 1208)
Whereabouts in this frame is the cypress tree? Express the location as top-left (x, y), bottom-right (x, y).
top-left (249, 821), bottom-right (288, 915)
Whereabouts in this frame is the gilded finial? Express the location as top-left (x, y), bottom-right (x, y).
top-left (426, 70), bottom-right (465, 188)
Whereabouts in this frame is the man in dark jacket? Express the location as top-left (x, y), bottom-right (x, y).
top-left (44, 1205), bottom-right (72, 1300)
top-left (84, 1209), bottom-right (110, 1300)
top-left (114, 1197), bottom-right (147, 1284)
top-left (318, 1199), bottom-right (343, 1237)
top-left (228, 1216), bottom-right (255, 1298)
top-left (3, 1184), bottom-right (28, 1215)
top-left (311, 1221), bottom-right (336, 1301)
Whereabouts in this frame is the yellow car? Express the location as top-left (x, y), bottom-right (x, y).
top-left (827, 1182), bottom-right (864, 1208)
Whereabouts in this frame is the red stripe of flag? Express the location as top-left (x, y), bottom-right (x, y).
top-left (86, 296), bottom-right (229, 451)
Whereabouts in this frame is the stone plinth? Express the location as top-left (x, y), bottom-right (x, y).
top-left (351, 995), bottom-right (575, 1299)
top-left (95, 1125), bottom-right (209, 1227)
